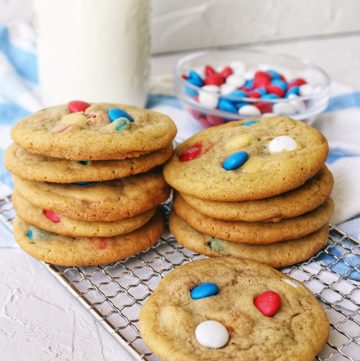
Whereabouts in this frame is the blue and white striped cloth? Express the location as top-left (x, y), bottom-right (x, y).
top-left (0, 22), bottom-right (359, 279)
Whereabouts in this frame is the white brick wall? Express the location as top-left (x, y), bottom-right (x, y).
top-left (151, 0), bottom-right (360, 53)
top-left (1, 0), bottom-right (360, 54)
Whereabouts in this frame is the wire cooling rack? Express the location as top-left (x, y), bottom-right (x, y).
top-left (1, 195), bottom-right (360, 361)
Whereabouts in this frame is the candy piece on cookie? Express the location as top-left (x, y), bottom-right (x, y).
top-left (195, 320), bottom-right (229, 349)
top-left (241, 120), bottom-right (259, 126)
top-left (108, 108), bottom-right (134, 122)
top-left (223, 151), bottom-right (249, 170)
top-left (27, 227), bottom-right (52, 241)
top-left (101, 118), bottom-right (131, 132)
top-left (254, 290), bottom-right (281, 317)
top-left (42, 209), bottom-right (61, 223)
top-left (180, 143), bottom-right (202, 162)
top-left (268, 135), bottom-right (297, 153)
top-left (191, 283), bottom-right (219, 300)
top-left (67, 100), bottom-right (91, 113)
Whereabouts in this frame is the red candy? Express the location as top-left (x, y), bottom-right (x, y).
top-left (266, 85), bottom-right (285, 97)
top-left (288, 78), bottom-right (307, 88)
top-left (180, 143), bottom-right (202, 162)
top-left (205, 65), bottom-right (216, 77)
top-left (43, 209), bottom-right (61, 223)
top-left (220, 66), bottom-right (233, 79)
top-left (254, 102), bottom-right (273, 113)
top-left (67, 100), bottom-right (91, 113)
top-left (254, 71), bottom-right (271, 82)
top-left (204, 73), bottom-right (225, 86)
top-left (247, 91), bottom-right (262, 99)
top-left (253, 71), bottom-right (272, 89)
top-left (254, 291), bottom-right (281, 317)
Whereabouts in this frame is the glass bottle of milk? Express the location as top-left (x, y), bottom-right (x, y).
top-left (33, 0), bottom-right (150, 107)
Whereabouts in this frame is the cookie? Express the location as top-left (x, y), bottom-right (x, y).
top-left (13, 169), bottom-right (170, 221)
top-left (5, 143), bottom-right (173, 183)
top-left (181, 167), bottom-right (333, 222)
top-left (12, 192), bottom-right (156, 237)
top-left (164, 117), bottom-right (328, 201)
top-left (14, 211), bottom-right (164, 266)
top-left (170, 212), bottom-right (329, 268)
top-left (11, 102), bottom-right (177, 160)
top-left (140, 257), bottom-right (329, 361)
top-left (173, 195), bottom-right (333, 244)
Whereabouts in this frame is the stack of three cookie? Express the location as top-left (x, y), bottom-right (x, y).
top-left (5, 101), bottom-right (177, 266)
top-left (165, 117), bottom-right (334, 268)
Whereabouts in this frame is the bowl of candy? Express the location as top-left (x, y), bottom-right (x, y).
top-left (174, 48), bottom-right (330, 127)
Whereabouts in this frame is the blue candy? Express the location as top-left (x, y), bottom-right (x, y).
top-left (286, 86), bottom-right (300, 97)
top-left (271, 79), bottom-right (287, 91)
top-left (255, 87), bottom-right (267, 95)
top-left (267, 69), bottom-right (281, 80)
top-left (242, 120), bottom-right (259, 126)
top-left (261, 93), bottom-right (280, 100)
top-left (191, 283), bottom-right (219, 300)
top-left (108, 108), bottom-right (134, 122)
top-left (188, 71), bottom-right (204, 87)
top-left (244, 79), bottom-right (254, 89)
top-left (218, 99), bottom-right (238, 113)
top-left (223, 151), bottom-right (249, 170)
top-left (228, 90), bottom-right (248, 99)
top-left (74, 181), bottom-right (92, 186)
top-left (27, 227), bottom-right (51, 241)
top-left (27, 229), bottom-right (34, 239)
top-left (114, 118), bottom-right (131, 131)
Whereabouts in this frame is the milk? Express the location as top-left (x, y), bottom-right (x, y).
top-left (33, 0), bottom-right (150, 107)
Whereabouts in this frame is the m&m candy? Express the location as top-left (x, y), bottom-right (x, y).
top-left (182, 61), bottom-right (318, 127)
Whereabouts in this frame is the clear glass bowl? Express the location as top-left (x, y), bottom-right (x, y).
top-left (174, 48), bottom-right (330, 127)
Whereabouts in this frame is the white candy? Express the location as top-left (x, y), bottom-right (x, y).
top-left (282, 278), bottom-right (299, 288)
top-left (262, 112), bottom-right (277, 117)
top-left (220, 83), bottom-right (238, 96)
top-left (291, 99), bottom-right (306, 113)
top-left (268, 136), bottom-right (297, 153)
top-left (273, 102), bottom-right (297, 116)
top-left (230, 61), bottom-right (245, 74)
top-left (198, 89), bottom-right (219, 109)
top-left (201, 85), bottom-right (220, 93)
top-left (288, 94), bottom-right (306, 113)
top-left (244, 70), bottom-right (255, 80)
top-left (299, 84), bottom-right (315, 96)
top-left (238, 105), bottom-right (261, 116)
top-left (195, 320), bottom-right (229, 349)
top-left (226, 74), bottom-right (245, 87)
top-left (216, 65), bottom-right (225, 73)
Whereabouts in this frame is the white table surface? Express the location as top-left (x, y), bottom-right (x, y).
top-left (1, 33), bottom-right (360, 361)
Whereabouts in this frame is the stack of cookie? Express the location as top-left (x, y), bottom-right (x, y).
top-left (164, 117), bottom-right (334, 268)
top-left (5, 101), bottom-right (177, 266)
